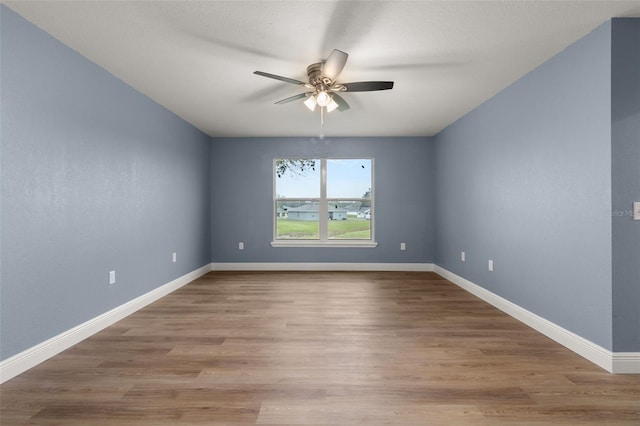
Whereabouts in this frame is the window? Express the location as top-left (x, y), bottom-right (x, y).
top-left (273, 158), bottom-right (376, 247)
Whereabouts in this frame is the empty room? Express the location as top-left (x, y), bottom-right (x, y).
top-left (1, 1), bottom-right (639, 424)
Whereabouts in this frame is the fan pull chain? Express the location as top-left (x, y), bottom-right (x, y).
top-left (321, 106), bottom-right (324, 128)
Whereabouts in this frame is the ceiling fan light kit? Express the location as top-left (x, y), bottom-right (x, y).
top-left (303, 95), bottom-right (317, 111)
top-left (315, 90), bottom-right (331, 107)
top-left (254, 49), bottom-right (394, 125)
top-left (325, 97), bottom-right (339, 113)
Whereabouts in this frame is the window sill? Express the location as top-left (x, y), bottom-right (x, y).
top-left (271, 240), bottom-right (378, 248)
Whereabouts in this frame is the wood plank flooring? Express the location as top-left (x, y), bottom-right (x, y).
top-left (1, 271), bottom-right (639, 425)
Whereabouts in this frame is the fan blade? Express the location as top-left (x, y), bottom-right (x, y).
top-left (254, 71), bottom-right (306, 86)
top-left (332, 93), bottom-right (350, 112)
top-left (321, 2), bottom-right (380, 56)
top-left (275, 93), bottom-right (310, 104)
top-left (342, 81), bottom-right (394, 92)
top-left (322, 49), bottom-right (348, 81)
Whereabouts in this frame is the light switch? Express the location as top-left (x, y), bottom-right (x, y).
top-left (634, 202), bottom-right (640, 221)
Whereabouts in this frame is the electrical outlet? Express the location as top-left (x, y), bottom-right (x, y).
top-left (172, 252), bottom-right (177, 263)
top-left (239, 242), bottom-right (244, 250)
top-left (109, 270), bottom-right (116, 285)
top-left (461, 251), bottom-right (466, 262)
top-left (488, 260), bottom-right (494, 272)
top-left (400, 242), bottom-right (406, 251)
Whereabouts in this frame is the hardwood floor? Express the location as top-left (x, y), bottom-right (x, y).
top-left (1, 271), bottom-right (638, 425)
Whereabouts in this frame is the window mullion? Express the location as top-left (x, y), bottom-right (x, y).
top-left (319, 159), bottom-right (328, 240)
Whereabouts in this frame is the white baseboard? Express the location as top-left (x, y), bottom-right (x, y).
top-left (0, 264), bottom-right (212, 384)
top-left (211, 262), bottom-right (434, 272)
top-left (434, 265), bottom-right (640, 374)
top-left (612, 353), bottom-right (640, 374)
top-left (4, 263), bottom-right (635, 382)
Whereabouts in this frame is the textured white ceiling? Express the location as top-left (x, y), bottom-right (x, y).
top-left (4, 1), bottom-right (640, 137)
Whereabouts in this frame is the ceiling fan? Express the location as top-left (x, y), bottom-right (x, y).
top-left (253, 49), bottom-right (394, 114)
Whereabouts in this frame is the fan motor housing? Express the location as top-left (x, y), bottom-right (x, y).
top-left (307, 62), bottom-right (330, 86)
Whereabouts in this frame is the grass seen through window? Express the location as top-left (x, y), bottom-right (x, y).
top-left (276, 217), bottom-right (370, 239)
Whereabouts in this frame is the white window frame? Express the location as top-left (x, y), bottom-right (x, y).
top-left (271, 158), bottom-right (377, 248)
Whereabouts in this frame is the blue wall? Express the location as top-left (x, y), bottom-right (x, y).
top-left (0, 7), bottom-right (212, 360)
top-left (210, 137), bottom-right (435, 264)
top-left (1, 4), bottom-right (637, 364)
top-left (434, 23), bottom-right (614, 349)
top-left (611, 19), bottom-right (640, 352)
